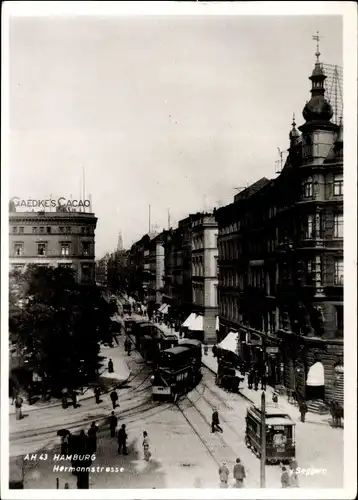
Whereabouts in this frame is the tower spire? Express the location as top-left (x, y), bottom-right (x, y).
top-left (312, 31), bottom-right (321, 63)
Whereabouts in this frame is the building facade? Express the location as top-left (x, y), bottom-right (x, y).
top-left (148, 234), bottom-right (165, 305)
top-left (215, 53), bottom-right (343, 405)
top-left (9, 204), bottom-right (97, 284)
top-left (128, 232), bottom-right (159, 303)
top-left (191, 213), bottom-right (218, 343)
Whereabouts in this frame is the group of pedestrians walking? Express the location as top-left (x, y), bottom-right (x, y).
top-left (281, 459), bottom-right (299, 488)
top-left (108, 411), bottom-right (151, 461)
top-left (218, 458), bottom-right (246, 488)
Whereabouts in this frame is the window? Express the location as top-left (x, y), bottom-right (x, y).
top-left (39, 227), bottom-right (45, 234)
top-left (12, 227), bottom-right (17, 233)
top-left (59, 227), bottom-right (65, 233)
top-left (61, 243), bottom-right (70, 256)
top-left (14, 243), bottom-right (24, 256)
top-left (333, 173), bottom-right (343, 196)
top-left (307, 259), bottom-right (322, 286)
top-left (47, 227), bottom-right (51, 234)
top-left (305, 215), bottom-right (314, 239)
top-left (37, 243), bottom-right (46, 256)
top-left (334, 214), bottom-right (343, 238)
top-left (59, 263), bottom-right (72, 269)
top-left (81, 264), bottom-right (92, 282)
top-left (66, 227), bottom-right (71, 234)
top-left (32, 227), bottom-right (38, 234)
top-left (334, 305), bottom-right (343, 335)
top-left (12, 264), bottom-right (25, 271)
top-left (19, 227), bottom-right (24, 233)
top-left (303, 177), bottom-right (313, 198)
top-left (334, 259), bottom-right (343, 285)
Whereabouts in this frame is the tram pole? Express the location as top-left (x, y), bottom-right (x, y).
top-left (260, 390), bottom-right (266, 488)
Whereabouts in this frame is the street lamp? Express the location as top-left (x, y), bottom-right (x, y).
top-left (260, 391), bottom-right (266, 488)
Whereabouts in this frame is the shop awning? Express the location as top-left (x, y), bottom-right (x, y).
top-left (189, 314), bottom-right (203, 331)
top-left (218, 331), bottom-right (238, 354)
top-left (306, 362), bottom-right (325, 387)
top-left (182, 313), bottom-right (197, 328)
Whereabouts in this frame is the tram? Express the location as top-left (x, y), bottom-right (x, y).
top-left (151, 344), bottom-right (202, 402)
top-left (245, 404), bottom-right (296, 464)
top-left (139, 331), bottom-right (178, 364)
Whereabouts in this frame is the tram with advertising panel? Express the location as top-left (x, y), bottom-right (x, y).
top-left (151, 343), bottom-right (202, 402)
top-left (245, 404), bottom-right (296, 464)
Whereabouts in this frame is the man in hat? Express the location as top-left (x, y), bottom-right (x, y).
top-left (218, 461), bottom-right (229, 488)
top-left (211, 407), bottom-right (223, 433)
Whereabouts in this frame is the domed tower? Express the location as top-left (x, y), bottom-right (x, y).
top-left (298, 34), bottom-right (339, 166)
top-left (289, 113), bottom-right (300, 147)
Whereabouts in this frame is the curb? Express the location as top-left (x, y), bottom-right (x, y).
top-left (9, 371), bottom-right (132, 415)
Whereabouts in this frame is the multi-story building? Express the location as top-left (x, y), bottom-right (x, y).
top-left (128, 232), bottom-right (159, 303)
top-left (191, 212), bottom-right (218, 343)
top-left (9, 203), bottom-right (97, 284)
top-left (162, 212), bottom-right (219, 341)
top-left (148, 233), bottom-right (165, 305)
top-left (96, 253), bottom-right (110, 285)
top-left (215, 51), bottom-right (344, 405)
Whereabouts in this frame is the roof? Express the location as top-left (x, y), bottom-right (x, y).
top-left (162, 346), bottom-right (189, 356)
top-left (266, 417), bottom-right (295, 427)
top-left (249, 405), bottom-right (292, 419)
top-left (179, 339), bottom-right (202, 348)
top-left (234, 177), bottom-right (271, 202)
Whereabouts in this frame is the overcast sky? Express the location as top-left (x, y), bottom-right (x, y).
top-left (8, 13), bottom-right (342, 257)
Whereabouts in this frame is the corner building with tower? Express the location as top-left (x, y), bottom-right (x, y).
top-left (215, 49), bottom-right (343, 408)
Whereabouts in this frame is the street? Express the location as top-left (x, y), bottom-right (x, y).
top-left (10, 333), bottom-right (343, 489)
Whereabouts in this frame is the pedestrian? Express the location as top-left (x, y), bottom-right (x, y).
top-left (109, 411), bottom-right (118, 438)
top-left (254, 371), bottom-right (259, 391)
top-left (299, 401), bottom-right (308, 423)
top-left (142, 431), bottom-right (151, 461)
top-left (124, 338), bottom-right (131, 354)
top-left (117, 424), bottom-right (128, 455)
top-left (272, 391), bottom-right (278, 407)
top-left (94, 386), bottom-right (101, 404)
top-left (64, 483), bottom-right (70, 489)
top-left (203, 342), bottom-right (208, 356)
top-left (289, 459), bottom-right (299, 487)
top-left (110, 389), bottom-right (119, 409)
top-left (87, 421), bottom-right (99, 453)
top-left (281, 466), bottom-right (291, 488)
top-left (211, 407), bottom-right (223, 433)
top-left (218, 461), bottom-right (229, 488)
top-left (71, 390), bottom-right (78, 409)
top-left (108, 358), bottom-right (114, 373)
top-left (233, 458), bottom-right (246, 488)
top-left (60, 433), bottom-right (69, 455)
top-left (247, 370), bottom-right (253, 390)
top-left (261, 373), bottom-right (267, 391)
top-left (15, 395), bottom-right (23, 420)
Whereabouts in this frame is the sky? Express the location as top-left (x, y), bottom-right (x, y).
top-left (8, 10), bottom-right (343, 258)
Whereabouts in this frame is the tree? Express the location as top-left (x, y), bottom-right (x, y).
top-left (10, 265), bottom-right (114, 396)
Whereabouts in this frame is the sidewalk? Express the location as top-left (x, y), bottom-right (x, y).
top-left (202, 347), bottom-right (333, 427)
top-left (9, 342), bottom-right (131, 415)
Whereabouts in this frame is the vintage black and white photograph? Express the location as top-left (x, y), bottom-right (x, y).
top-left (2, 1), bottom-right (357, 498)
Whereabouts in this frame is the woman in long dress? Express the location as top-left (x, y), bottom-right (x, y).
top-left (142, 431), bottom-right (151, 461)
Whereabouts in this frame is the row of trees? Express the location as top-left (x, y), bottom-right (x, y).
top-left (9, 265), bottom-right (117, 397)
